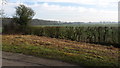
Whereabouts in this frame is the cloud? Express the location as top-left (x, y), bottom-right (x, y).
top-left (11, 0), bottom-right (118, 8)
top-left (30, 2), bottom-right (117, 22)
top-left (2, 0), bottom-right (118, 22)
top-left (30, 0), bottom-right (118, 7)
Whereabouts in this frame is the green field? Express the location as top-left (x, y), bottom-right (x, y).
top-left (32, 23), bottom-right (118, 27)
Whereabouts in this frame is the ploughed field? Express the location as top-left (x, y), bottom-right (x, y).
top-left (2, 35), bottom-right (119, 67)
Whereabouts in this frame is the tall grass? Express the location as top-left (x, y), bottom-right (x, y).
top-left (25, 26), bottom-right (119, 47)
top-left (3, 23), bottom-right (119, 47)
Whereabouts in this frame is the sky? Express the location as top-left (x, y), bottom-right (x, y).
top-left (1, 0), bottom-right (119, 22)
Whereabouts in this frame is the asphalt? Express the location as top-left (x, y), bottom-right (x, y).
top-left (2, 52), bottom-right (78, 66)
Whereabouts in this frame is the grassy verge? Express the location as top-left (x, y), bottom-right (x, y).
top-left (2, 35), bottom-right (119, 67)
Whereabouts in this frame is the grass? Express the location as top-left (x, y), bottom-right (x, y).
top-left (2, 35), bottom-right (119, 67)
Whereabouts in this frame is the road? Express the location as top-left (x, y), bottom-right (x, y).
top-left (2, 52), bottom-right (78, 66)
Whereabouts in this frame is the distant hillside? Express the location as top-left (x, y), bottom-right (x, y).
top-left (2, 18), bottom-right (60, 26)
top-left (1, 18), bottom-right (117, 27)
top-left (31, 19), bottom-right (60, 25)
top-left (2, 18), bottom-right (86, 26)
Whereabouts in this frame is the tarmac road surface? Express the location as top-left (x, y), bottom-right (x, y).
top-left (2, 52), bottom-right (78, 66)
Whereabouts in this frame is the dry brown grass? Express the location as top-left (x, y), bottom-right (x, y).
top-left (2, 35), bottom-right (119, 66)
top-left (3, 35), bottom-right (119, 57)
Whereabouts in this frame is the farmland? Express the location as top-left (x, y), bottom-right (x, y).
top-left (32, 23), bottom-right (118, 27)
top-left (2, 35), bottom-right (119, 67)
top-left (3, 23), bottom-right (119, 46)
top-left (1, 2), bottom-right (119, 67)
top-left (2, 22), bottom-right (120, 67)
top-left (2, 19), bottom-right (119, 67)
top-left (24, 26), bottom-right (119, 47)
top-left (2, 23), bottom-right (120, 66)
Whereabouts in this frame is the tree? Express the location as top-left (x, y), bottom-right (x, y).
top-left (13, 4), bottom-right (35, 31)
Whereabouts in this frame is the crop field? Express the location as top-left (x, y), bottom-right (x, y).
top-left (32, 23), bottom-right (118, 27)
top-left (2, 2), bottom-right (119, 67)
top-left (25, 26), bottom-right (119, 47)
top-left (2, 35), bottom-right (119, 67)
top-left (2, 23), bottom-right (119, 67)
top-left (3, 24), bottom-right (119, 47)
